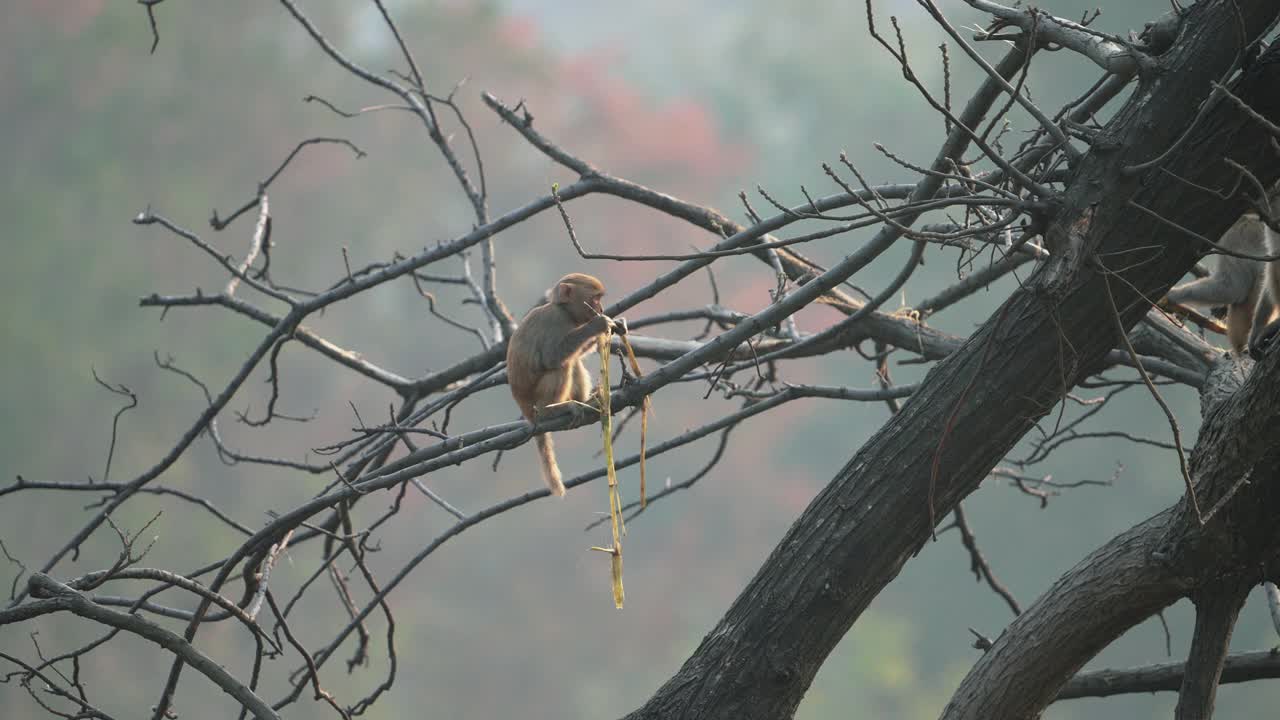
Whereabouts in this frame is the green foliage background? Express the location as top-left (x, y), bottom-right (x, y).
top-left (1, 1), bottom-right (1277, 718)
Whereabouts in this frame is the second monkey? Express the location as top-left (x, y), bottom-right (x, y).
top-left (1166, 185), bottom-right (1280, 354)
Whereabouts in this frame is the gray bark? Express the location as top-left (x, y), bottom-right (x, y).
top-left (623, 4), bottom-right (1280, 719)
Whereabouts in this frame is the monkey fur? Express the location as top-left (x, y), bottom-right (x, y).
top-left (1252, 219), bottom-right (1280, 357)
top-left (1167, 187), bottom-right (1280, 354)
top-left (506, 273), bottom-right (614, 496)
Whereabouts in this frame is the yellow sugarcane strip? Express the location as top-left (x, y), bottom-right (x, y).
top-left (599, 333), bottom-right (624, 540)
top-left (618, 334), bottom-right (650, 509)
top-left (597, 331), bottom-right (624, 607)
top-left (610, 549), bottom-right (625, 609)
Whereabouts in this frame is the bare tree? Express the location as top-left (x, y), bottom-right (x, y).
top-left (3, 2), bottom-right (1280, 719)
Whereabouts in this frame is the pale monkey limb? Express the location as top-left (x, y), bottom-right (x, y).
top-left (1249, 221), bottom-right (1280, 357)
top-left (1167, 213), bottom-right (1272, 352)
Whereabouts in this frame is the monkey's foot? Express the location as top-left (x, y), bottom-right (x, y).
top-left (1249, 318), bottom-right (1280, 360)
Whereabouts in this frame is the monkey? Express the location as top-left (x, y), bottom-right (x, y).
top-left (1165, 212), bottom-right (1275, 353)
top-left (506, 273), bottom-right (616, 497)
top-left (1166, 186), bottom-right (1280, 354)
top-left (1250, 216), bottom-right (1280, 357)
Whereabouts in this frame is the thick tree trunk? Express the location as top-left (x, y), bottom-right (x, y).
top-left (1174, 582), bottom-right (1253, 720)
top-left (942, 346), bottom-right (1280, 719)
top-left (623, 4), bottom-right (1280, 719)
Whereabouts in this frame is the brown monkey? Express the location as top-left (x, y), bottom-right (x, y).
top-left (1166, 212), bottom-right (1274, 352)
top-left (1167, 184), bottom-right (1280, 355)
top-left (1251, 196), bottom-right (1280, 357)
top-left (506, 273), bottom-right (614, 496)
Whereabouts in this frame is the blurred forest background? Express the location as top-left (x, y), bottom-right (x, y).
top-left (1, 1), bottom-right (1277, 718)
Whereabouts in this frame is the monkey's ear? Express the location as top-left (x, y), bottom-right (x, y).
top-left (553, 282), bottom-right (574, 304)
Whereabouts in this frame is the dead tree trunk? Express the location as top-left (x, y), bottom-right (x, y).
top-left (624, 5), bottom-right (1280, 719)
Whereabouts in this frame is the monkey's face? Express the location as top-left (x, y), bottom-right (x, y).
top-left (566, 286), bottom-right (603, 324)
top-left (554, 274), bottom-right (606, 324)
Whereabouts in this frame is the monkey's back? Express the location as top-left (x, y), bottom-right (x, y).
top-left (506, 305), bottom-right (558, 417)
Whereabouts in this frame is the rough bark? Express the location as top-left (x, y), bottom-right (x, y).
top-left (622, 4), bottom-right (1280, 719)
top-left (943, 344), bottom-right (1280, 719)
top-left (1174, 582), bottom-right (1252, 720)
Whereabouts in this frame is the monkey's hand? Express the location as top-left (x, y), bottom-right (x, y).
top-left (610, 316), bottom-right (628, 335)
top-left (586, 313), bottom-right (615, 334)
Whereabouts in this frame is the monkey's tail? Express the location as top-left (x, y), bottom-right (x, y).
top-left (535, 433), bottom-right (567, 497)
